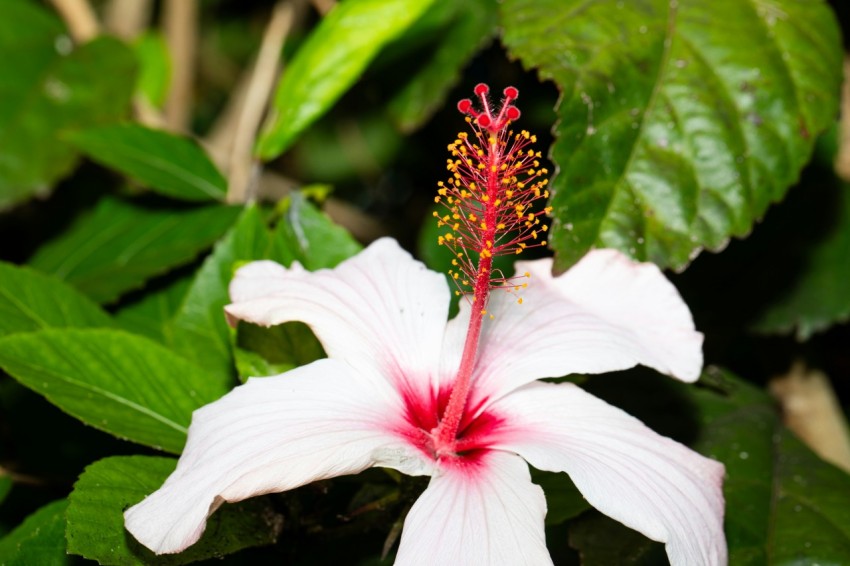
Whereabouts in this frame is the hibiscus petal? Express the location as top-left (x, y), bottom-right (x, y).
top-left (462, 249), bottom-right (702, 404)
top-left (124, 358), bottom-right (426, 554)
top-left (395, 451), bottom-right (551, 566)
top-left (225, 238), bottom-right (451, 395)
top-left (491, 381), bottom-right (726, 566)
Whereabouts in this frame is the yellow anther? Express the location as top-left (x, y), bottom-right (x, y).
top-left (524, 271), bottom-right (530, 278)
top-left (542, 225), bottom-right (548, 231)
top-left (497, 223), bottom-right (506, 230)
top-left (434, 196), bottom-right (441, 203)
top-left (490, 165), bottom-right (497, 172)
top-left (480, 222), bottom-right (487, 230)
top-left (517, 297), bottom-right (523, 305)
top-left (532, 230), bottom-right (538, 239)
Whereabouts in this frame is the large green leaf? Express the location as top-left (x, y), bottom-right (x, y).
top-left (0, 329), bottom-right (229, 453)
top-left (388, 0), bottom-right (498, 132)
top-left (66, 124), bottom-right (227, 202)
top-left (0, 1), bottom-right (136, 209)
top-left (687, 369), bottom-right (850, 563)
top-left (114, 274), bottom-right (192, 343)
top-left (501, 0), bottom-right (842, 270)
top-left (66, 456), bottom-right (281, 565)
top-left (28, 197), bottom-right (240, 304)
top-left (0, 499), bottom-right (71, 566)
top-left (168, 205), bottom-right (271, 381)
top-left (0, 261), bottom-right (112, 337)
top-left (256, 0), bottom-right (437, 159)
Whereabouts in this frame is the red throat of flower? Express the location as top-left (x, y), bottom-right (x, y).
top-left (430, 84), bottom-right (551, 455)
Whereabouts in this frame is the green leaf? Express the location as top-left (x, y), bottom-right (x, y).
top-left (0, 261), bottom-right (112, 338)
top-left (0, 328), bottom-right (229, 453)
top-left (388, 0), bottom-right (498, 132)
top-left (691, 368), bottom-right (850, 564)
top-left (114, 274), bottom-right (192, 343)
top-left (168, 205), bottom-right (272, 382)
top-left (234, 321), bottom-right (325, 382)
top-left (133, 32), bottom-right (170, 107)
top-left (531, 469), bottom-right (590, 526)
top-left (0, 473), bottom-right (11, 506)
top-left (29, 197), bottom-right (240, 304)
top-left (66, 456), bottom-right (281, 565)
top-left (568, 510), bottom-right (665, 565)
top-left (753, 184), bottom-right (850, 339)
top-left (272, 191), bottom-right (362, 270)
top-left (0, 499), bottom-right (71, 566)
top-left (66, 124), bottom-right (227, 202)
top-left (256, 0), bottom-right (437, 159)
top-left (0, 1), bottom-right (136, 209)
top-left (501, 0), bottom-right (843, 270)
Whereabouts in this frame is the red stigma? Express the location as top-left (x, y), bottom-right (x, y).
top-left (457, 82), bottom-right (522, 133)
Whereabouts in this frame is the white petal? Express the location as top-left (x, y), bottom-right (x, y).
top-left (124, 359), bottom-right (425, 555)
top-left (225, 238), bottom-right (450, 395)
top-left (491, 382), bottom-right (726, 566)
top-left (465, 249), bottom-right (702, 404)
top-left (395, 451), bottom-right (551, 566)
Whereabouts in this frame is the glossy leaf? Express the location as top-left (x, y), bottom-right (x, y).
top-left (0, 499), bottom-right (71, 566)
top-left (168, 205), bottom-right (271, 382)
top-left (691, 368), bottom-right (850, 564)
top-left (388, 0), bottom-right (498, 132)
top-left (29, 197), bottom-right (240, 304)
top-left (66, 124), bottom-right (227, 202)
top-left (0, 261), bottom-right (112, 337)
top-left (66, 456), bottom-right (281, 565)
top-left (0, 329), bottom-right (229, 453)
top-left (256, 0), bottom-right (437, 159)
top-left (501, 0), bottom-right (843, 270)
top-left (0, 1), bottom-right (136, 209)
top-left (272, 192), bottom-right (362, 270)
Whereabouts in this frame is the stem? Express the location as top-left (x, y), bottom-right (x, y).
top-left (49, 0), bottom-right (99, 42)
top-left (163, 0), bottom-right (198, 131)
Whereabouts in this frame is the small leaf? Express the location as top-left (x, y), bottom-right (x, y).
top-left (569, 510), bottom-right (665, 565)
top-left (66, 456), bottom-right (282, 565)
top-left (501, 0), bottom-right (843, 270)
top-left (272, 192), bottom-right (362, 270)
top-left (0, 261), bottom-right (112, 337)
top-left (234, 321), bottom-right (325, 382)
top-left (531, 470), bottom-right (590, 526)
top-left (0, 329), bottom-right (229, 453)
top-left (0, 499), bottom-right (71, 566)
top-left (388, 0), bottom-right (498, 132)
top-left (133, 32), bottom-right (170, 107)
top-left (168, 205), bottom-right (272, 382)
top-left (29, 197), bottom-right (241, 304)
top-left (0, 1), bottom-right (136, 209)
top-left (66, 124), bottom-right (227, 202)
top-left (256, 0), bottom-right (437, 159)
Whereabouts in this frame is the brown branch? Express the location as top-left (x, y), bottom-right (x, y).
top-left (162, 0), bottom-right (199, 132)
top-left (310, 0), bottom-right (337, 16)
top-left (104, 0), bottom-right (153, 40)
top-left (770, 361), bottom-right (850, 473)
top-left (48, 0), bottom-right (100, 43)
top-left (836, 55), bottom-right (850, 181)
top-left (226, 2), bottom-right (294, 204)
